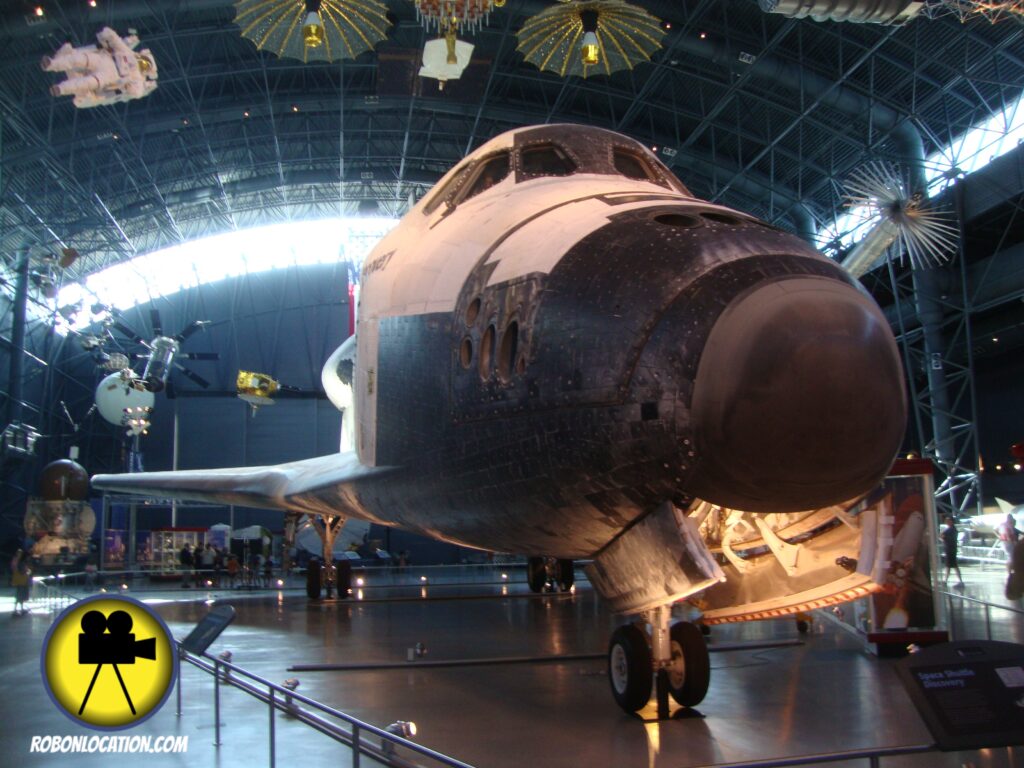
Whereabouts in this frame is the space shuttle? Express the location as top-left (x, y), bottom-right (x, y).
top-left (94, 124), bottom-right (907, 715)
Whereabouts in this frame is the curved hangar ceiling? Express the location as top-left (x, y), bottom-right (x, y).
top-left (0, 0), bottom-right (1022, 282)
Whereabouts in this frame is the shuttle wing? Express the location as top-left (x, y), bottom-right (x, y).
top-left (91, 452), bottom-right (393, 518)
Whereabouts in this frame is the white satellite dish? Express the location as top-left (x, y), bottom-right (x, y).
top-left (95, 371), bottom-right (155, 428)
top-left (419, 36), bottom-right (473, 88)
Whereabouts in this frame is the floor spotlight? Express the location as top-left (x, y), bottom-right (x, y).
top-left (383, 721), bottom-right (417, 753)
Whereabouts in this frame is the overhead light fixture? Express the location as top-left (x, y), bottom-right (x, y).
top-left (302, 7), bottom-right (324, 49)
top-left (580, 9), bottom-right (599, 66)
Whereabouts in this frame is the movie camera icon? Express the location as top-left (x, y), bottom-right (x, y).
top-left (78, 609), bottom-right (156, 716)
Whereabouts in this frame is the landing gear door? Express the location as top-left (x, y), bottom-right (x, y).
top-left (355, 318), bottom-right (379, 466)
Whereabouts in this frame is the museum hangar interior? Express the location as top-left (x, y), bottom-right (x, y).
top-left (1, 0), bottom-right (1024, 766)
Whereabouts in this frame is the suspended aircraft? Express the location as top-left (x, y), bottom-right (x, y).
top-left (94, 124), bottom-right (907, 716)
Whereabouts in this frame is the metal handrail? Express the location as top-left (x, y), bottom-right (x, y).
top-left (178, 646), bottom-right (476, 768)
top-left (939, 589), bottom-right (1024, 642)
top-left (938, 590), bottom-right (1024, 616)
top-left (693, 743), bottom-right (935, 768)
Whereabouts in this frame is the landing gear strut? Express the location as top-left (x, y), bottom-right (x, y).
top-left (607, 606), bottom-right (709, 718)
top-left (526, 557), bottom-right (575, 593)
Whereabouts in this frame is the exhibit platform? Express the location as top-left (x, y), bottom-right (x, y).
top-left (1, 561), bottom-right (1021, 768)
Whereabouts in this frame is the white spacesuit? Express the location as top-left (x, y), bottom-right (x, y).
top-left (42, 27), bottom-right (158, 108)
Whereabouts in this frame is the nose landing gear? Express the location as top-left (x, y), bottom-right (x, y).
top-left (607, 605), bottom-right (709, 718)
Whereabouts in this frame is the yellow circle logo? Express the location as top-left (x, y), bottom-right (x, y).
top-left (41, 595), bottom-right (177, 730)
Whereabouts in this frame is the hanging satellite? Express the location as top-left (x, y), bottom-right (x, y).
top-left (237, 370), bottom-right (280, 413)
top-left (236, 370), bottom-right (308, 414)
top-left (419, 22), bottom-right (474, 89)
top-left (105, 309), bottom-right (218, 392)
top-left (234, 0), bottom-right (392, 63)
top-left (517, 0), bottom-right (665, 79)
top-left (838, 162), bottom-right (960, 278)
top-left (757, 0), bottom-right (923, 24)
top-left (95, 370), bottom-right (154, 437)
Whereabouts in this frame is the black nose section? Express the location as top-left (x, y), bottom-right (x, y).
top-left (688, 276), bottom-right (906, 512)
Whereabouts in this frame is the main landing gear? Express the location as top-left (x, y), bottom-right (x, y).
top-left (526, 556), bottom-right (575, 592)
top-left (608, 605), bottom-right (709, 718)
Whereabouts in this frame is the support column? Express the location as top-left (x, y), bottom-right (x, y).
top-left (6, 248), bottom-right (30, 427)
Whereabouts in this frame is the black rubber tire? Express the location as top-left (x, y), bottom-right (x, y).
top-left (607, 624), bottom-right (653, 712)
top-left (305, 560), bottom-right (321, 599)
top-left (666, 621), bottom-right (710, 707)
top-left (796, 619), bottom-right (810, 634)
top-left (336, 560), bottom-right (352, 597)
top-left (557, 559), bottom-right (574, 591)
top-left (527, 557), bottom-right (547, 593)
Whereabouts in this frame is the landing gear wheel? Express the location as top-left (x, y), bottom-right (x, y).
top-left (527, 557), bottom-right (547, 593)
top-left (305, 559), bottom-right (322, 599)
top-left (608, 624), bottom-right (653, 712)
top-left (666, 622), bottom-right (710, 707)
top-left (557, 559), bottom-right (574, 591)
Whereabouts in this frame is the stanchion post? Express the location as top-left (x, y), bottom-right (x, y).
top-left (176, 648), bottom-right (183, 717)
top-left (269, 687), bottom-right (276, 768)
top-left (352, 724), bottom-right (360, 768)
top-left (985, 603), bottom-right (992, 640)
top-left (214, 660), bottom-right (221, 747)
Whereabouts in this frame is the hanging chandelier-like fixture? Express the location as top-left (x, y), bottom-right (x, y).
top-left (517, 0), bottom-right (665, 79)
top-left (234, 0), bottom-right (392, 63)
top-left (412, 0), bottom-right (497, 34)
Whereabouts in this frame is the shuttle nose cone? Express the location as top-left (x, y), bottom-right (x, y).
top-left (689, 276), bottom-right (905, 511)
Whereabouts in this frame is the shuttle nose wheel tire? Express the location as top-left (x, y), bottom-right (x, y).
top-left (608, 624), bottom-right (652, 712)
top-left (665, 621), bottom-right (710, 707)
top-left (607, 617), bottom-right (709, 717)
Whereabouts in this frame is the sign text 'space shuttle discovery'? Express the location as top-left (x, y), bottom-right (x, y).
top-left (94, 124), bottom-right (907, 715)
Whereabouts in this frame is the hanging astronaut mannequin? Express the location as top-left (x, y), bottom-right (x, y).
top-left (42, 27), bottom-right (158, 108)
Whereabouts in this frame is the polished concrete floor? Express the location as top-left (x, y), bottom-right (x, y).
top-left (2, 560), bottom-right (1023, 768)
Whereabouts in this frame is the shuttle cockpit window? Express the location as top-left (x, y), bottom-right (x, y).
top-left (461, 152), bottom-right (512, 202)
top-left (613, 149), bottom-right (658, 182)
top-left (520, 144), bottom-right (577, 178)
top-left (423, 161), bottom-right (473, 215)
